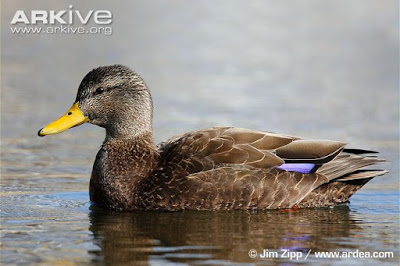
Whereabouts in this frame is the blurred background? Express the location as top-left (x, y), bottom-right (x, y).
top-left (1, 1), bottom-right (399, 265)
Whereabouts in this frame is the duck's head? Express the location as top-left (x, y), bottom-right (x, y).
top-left (38, 65), bottom-right (153, 139)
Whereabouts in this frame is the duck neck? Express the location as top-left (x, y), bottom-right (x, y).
top-left (90, 132), bottom-right (160, 210)
top-left (104, 115), bottom-right (153, 141)
top-left (104, 88), bottom-right (154, 141)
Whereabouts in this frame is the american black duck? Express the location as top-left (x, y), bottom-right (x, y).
top-left (38, 65), bottom-right (388, 211)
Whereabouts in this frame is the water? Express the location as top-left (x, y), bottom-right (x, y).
top-left (1, 1), bottom-right (399, 265)
top-left (1, 191), bottom-right (399, 265)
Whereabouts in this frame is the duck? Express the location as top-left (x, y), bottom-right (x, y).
top-left (38, 64), bottom-right (388, 211)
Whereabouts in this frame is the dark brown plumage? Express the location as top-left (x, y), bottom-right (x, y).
top-left (38, 65), bottom-right (388, 211)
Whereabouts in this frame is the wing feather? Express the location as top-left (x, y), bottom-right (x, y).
top-left (151, 127), bottom-right (387, 210)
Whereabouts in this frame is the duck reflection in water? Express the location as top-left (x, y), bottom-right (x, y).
top-left (88, 205), bottom-right (360, 264)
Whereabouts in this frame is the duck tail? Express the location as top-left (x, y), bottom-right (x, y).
top-left (298, 148), bottom-right (388, 208)
top-left (334, 169), bottom-right (388, 182)
top-left (316, 149), bottom-right (387, 181)
top-left (298, 170), bottom-right (386, 208)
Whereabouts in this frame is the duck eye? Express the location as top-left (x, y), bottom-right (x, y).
top-left (96, 87), bottom-right (105, 94)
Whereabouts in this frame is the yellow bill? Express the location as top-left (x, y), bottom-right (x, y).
top-left (38, 102), bottom-right (89, 136)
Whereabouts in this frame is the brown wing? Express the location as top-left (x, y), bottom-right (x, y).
top-left (159, 127), bottom-right (289, 169)
top-left (159, 127), bottom-right (346, 173)
top-left (146, 127), bottom-right (358, 210)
